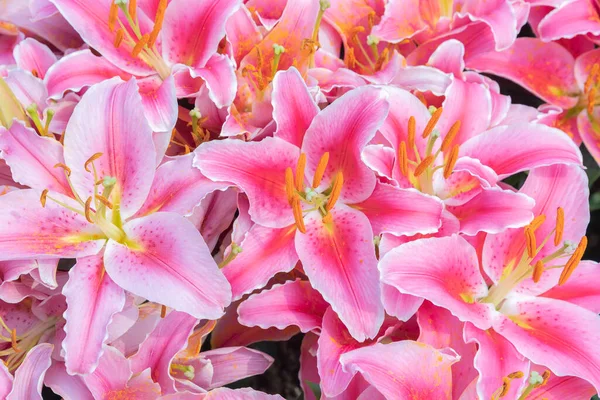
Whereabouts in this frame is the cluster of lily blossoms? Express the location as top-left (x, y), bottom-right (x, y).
top-left (0, 0), bottom-right (599, 398)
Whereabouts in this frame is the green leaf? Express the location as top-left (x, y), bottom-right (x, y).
top-left (305, 381), bottom-right (321, 399)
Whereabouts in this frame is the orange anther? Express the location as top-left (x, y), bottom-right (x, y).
top-left (524, 227), bottom-right (537, 258)
top-left (295, 153), bottom-right (306, 192)
top-left (285, 167), bottom-right (296, 204)
top-left (398, 141), bottom-right (408, 177)
top-left (407, 116), bottom-right (416, 149)
top-left (422, 107), bottom-right (443, 138)
top-left (84, 152), bottom-right (103, 172)
top-left (554, 207), bottom-right (564, 246)
top-left (53, 163), bottom-right (71, 176)
top-left (161, 305), bottom-right (167, 318)
top-left (325, 172), bottom-right (343, 211)
top-left (128, 0), bottom-right (137, 21)
top-left (108, 1), bottom-right (119, 32)
top-left (559, 236), bottom-right (587, 286)
top-left (507, 371), bottom-right (524, 379)
top-left (132, 34), bottom-right (150, 57)
top-left (292, 197), bottom-right (306, 233)
top-left (441, 120), bottom-right (461, 152)
top-left (149, 0), bottom-right (167, 47)
top-left (40, 189), bottom-right (49, 207)
top-left (443, 145), bottom-right (459, 179)
top-left (96, 195), bottom-right (113, 209)
top-left (84, 196), bottom-right (94, 223)
top-left (114, 28), bottom-right (124, 48)
top-left (532, 260), bottom-right (544, 283)
top-left (528, 214), bottom-right (546, 232)
top-left (11, 329), bottom-right (19, 352)
top-left (313, 152), bottom-right (329, 188)
top-left (414, 155), bottom-right (434, 177)
top-left (31, 69), bottom-right (39, 78)
top-left (322, 212), bottom-right (333, 224)
top-left (541, 370), bottom-right (551, 386)
top-left (499, 377), bottom-right (510, 397)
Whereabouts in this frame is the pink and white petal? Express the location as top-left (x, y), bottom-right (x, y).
top-left (370, 0), bottom-right (426, 42)
top-left (460, 0), bottom-right (519, 51)
top-left (427, 39), bottom-right (465, 78)
top-left (194, 137), bottom-right (300, 228)
top-left (201, 347), bottom-right (274, 389)
top-left (494, 295), bottom-right (600, 392)
top-left (361, 145), bottom-right (395, 182)
top-left (13, 38), bottom-right (56, 79)
top-left (339, 341), bottom-right (458, 400)
top-left (136, 153), bottom-right (229, 217)
top-left (225, 5), bottom-right (262, 65)
top-left (353, 182), bottom-right (443, 236)
top-left (105, 212), bottom-right (231, 319)
top-left (447, 188), bottom-right (535, 235)
top-left (109, 303), bottom-right (162, 357)
top-left (379, 235), bottom-right (495, 330)
top-left (188, 54), bottom-right (238, 108)
top-left (538, 0), bottom-right (600, 41)
top-left (0, 120), bottom-right (71, 195)
top-left (459, 123), bottom-right (582, 179)
top-left (0, 189), bottom-right (106, 261)
top-left (464, 322), bottom-right (529, 400)
top-left (390, 65), bottom-right (452, 96)
top-left (125, 368), bottom-right (162, 397)
top-left (50, 0), bottom-right (155, 76)
top-left (0, 260), bottom-right (36, 282)
top-left (44, 362), bottom-right (94, 400)
top-left (106, 293), bottom-right (139, 343)
top-left (466, 38), bottom-right (579, 109)
top-left (539, 261), bottom-right (600, 312)
top-left (4, 69), bottom-right (47, 110)
top-left (574, 48), bottom-right (600, 91)
top-left (0, 281), bottom-right (47, 303)
top-left (63, 78), bottom-right (156, 219)
top-left (82, 346), bottom-right (131, 398)
top-left (380, 284), bottom-right (423, 322)
top-left (195, 189), bottom-right (238, 252)
top-left (30, 259), bottom-right (59, 290)
top-left (302, 86), bottom-right (389, 203)
top-left (130, 310), bottom-right (198, 394)
top-left (527, 371), bottom-right (596, 400)
top-left (162, 0), bottom-right (240, 69)
top-left (578, 108), bottom-right (600, 165)
top-left (296, 205), bottom-right (384, 341)
top-left (62, 255), bottom-right (126, 375)
top-left (138, 75), bottom-right (178, 133)
top-left (6, 343), bottom-right (53, 400)
top-left (238, 280), bottom-right (328, 333)
top-left (272, 68), bottom-right (319, 148)
top-left (29, 0), bottom-right (58, 21)
top-left (201, 387), bottom-right (284, 399)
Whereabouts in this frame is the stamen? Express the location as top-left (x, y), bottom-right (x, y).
top-left (398, 141), bottom-right (408, 176)
top-left (407, 116), bottom-right (416, 149)
top-left (96, 195), bottom-right (113, 209)
top-left (414, 155), bottom-right (434, 177)
top-left (128, 0), bottom-right (137, 21)
top-left (108, 1), bottom-right (120, 32)
top-left (422, 107), bottom-right (443, 138)
top-left (53, 163), bottom-right (71, 176)
top-left (10, 329), bottom-right (19, 352)
top-left (313, 152), bottom-right (329, 188)
top-left (44, 109), bottom-right (55, 134)
top-left (558, 236), bottom-right (587, 285)
top-left (414, 92), bottom-right (427, 106)
top-left (31, 69), bottom-right (39, 78)
top-left (325, 172), bottom-right (343, 211)
top-left (114, 28), bottom-right (124, 48)
top-left (554, 207), bottom-right (564, 246)
top-left (584, 63), bottom-right (600, 93)
top-left (440, 120), bottom-right (461, 152)
top-left (443, 145), bottom-right (459, 179)
top-left (499, 377), bottom-right (510, 397)
top-left (149, 0), bottom-right (167, 47)
top-left (528, 215), bottom-right (546, 232)
top-left (295, 153), bottom-right (306, 192)
top-left (322, 212), bottom-right (333, 224)
top-left (40, 189), bottom-right (49, 207)
top-left (84, 153), bottom-right (103, 172)
top-left (532, 260), bottom-right (544, 283)
top-left (285, 167), bottom-right (296, 204)
top-left (508, 371), bottom-right (524, 379)
top-left (160, 305), bottom-right (167, 318)
top-left (541, 370), bottom-right (551, 386)
top-left (292, 198), bottom-right (306, 233)
top-left (84, 197), bottom-right (94, 223)
top-left (271, 44), bottom-right (286, 77)
top-left (132, 33), bottom-right (150, 57)
top-left (587, 87), bottom-right (597, 114)
top-left (524, 227), bottom-right (536, 258)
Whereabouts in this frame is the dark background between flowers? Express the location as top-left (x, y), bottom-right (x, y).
top-left (42, 26), bottom-right (600, 399)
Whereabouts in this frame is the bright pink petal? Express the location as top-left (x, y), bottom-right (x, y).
top-left (494, 295), bottom-right (600, 392)
top-left (380, 284), bottom-right (423, 322)
top-left (188, 54), bottom-right (238, 108)
top-left (223, 224), bottom-right (297, 301)
top-left (427, 39), bottom-right (465, 78)
top-left (13, 38), bottom-right (56, 79)
top-left (131, 310), bottom-right (198, 393)
top-left (44, 362), bottom-right (94, 400)
top-left (6, 343), bottom-right (53, 400)
top-left (138, 75), bottom-right (178, 133)
top-left (104, 212), bottom-right (231, 319)
top-left (340, 341), bottom-right (458, 400)
top-left (466, 38), bottom-right (579, 108)
top-left (577, 108), bottom-right (600, 165)
top-left (390, 65), bottom-right (452, 95)
top-left (0, 189), bottom-right (106, 260)
top-left (464, 322), bottom-right (529, 400)
top-left (225, 5), bottom-right (262, 65)
top-left (201, 347), bottom-right (273, 389)
top-left (361, 144), bottom-right (395, 182)
top-left (82, 345), bottom-right (131, 398)
top-left (302, 86), bottom-right (389, 203)
top-left (44, 49), bottom-right (131, 100)
top-left (194, 137), bottom-right (299, 228)
top-left (574, 48), bottom-right (600, 91)
top-left (62, 255), bottom-right (126, 375)
top-left (460, 0), bottom-right (519, 51)
top-left (136, 153), bottom-right (229, 218)
top-left (162, 0), bottom-right (240, 69)
top-left (296, 205), bottom-right (384, 341)
top-left (379, 235), bottom-right (495, 330)
top-left (540, 261), bottom-right (600, 312)
top-left (370, 0), bottom-right (426, 43)
top-left (459, 123), bottom-right (582, 179)
top-left (238, 280), bottom-right (328, 333)
top-left (195, 189), bottom-right (238, 251)
top-left (0, 120), bottom-right (70, 195)
top-left (63, 78), bottom-right (156, 219)
top-left (538, 0), bottom-right (600, 41)
top-left (353, 182), bottom-right (443, 236)
top-left (527, 370), bottom-right (596, 400)
top-left (272, 68), bottom-right (319, 148)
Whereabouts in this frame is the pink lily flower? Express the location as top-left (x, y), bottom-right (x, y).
top-left (1, 343), bottom-right (53, 400)
top-left (0, 77), bottom-right (231, 375)
top-left (196, 75), bottom-right (444, 341)
top-left (45, 0), bottom-right (241, 132)
top-left (380, 164), bottom-right (600, 393)
top-left (530, 0), bottom-right (600, 43)
top-left (468, 37), bottom-right (600, 164)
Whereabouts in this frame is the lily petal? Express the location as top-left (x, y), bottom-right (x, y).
top-left (44, 362), bottom-right (94, 400)
top-left (6, 343), bottom-right (53, 400)
top-left (138, 75), bottom-right (178, 133)
top-left (202, 347), bottom-right (274, 389)
top-left (538, 0), bottom-right (600, 41)
top-left (82, 346), bottom-right (131, 398)
top-left (540, 261), bottom-right (600, 313)
top-left (13, 38), bottom-right (56, 79)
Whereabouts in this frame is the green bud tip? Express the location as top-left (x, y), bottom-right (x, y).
top-left (26, 103), bottom-right (38, 114)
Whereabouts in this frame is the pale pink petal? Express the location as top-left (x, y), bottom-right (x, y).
top-left (202, 347), bottom-right (273, 389)
top-left (29, 259), bottom-right (59, 290)
top-left (225, 5), bottom-right (262, 65)
top-left (44, 362), bottom-right (94, 400)
top-left (466, 38), bottom-right (579, 108)
top-left (6, 343), bottom-right (53, 400)
top-left (390, 65), bottom-right (452, 96)
top-left (0, 361), bottom-right (13, 397)
top-left (459, 123), bottom-right (582, 179)
top-left (0, 120), bottom-right (70, 195)
top-left (361, 145), bottom-right (395, 182)
top-left (106, 293), bottom-right (139, 343)
top-left (202, 387), bottom-right (284, 399)
top-left (238, 280), bottom-right (328, 333)
top-left (494, 295), bottom-right (600, 392)
top-left (13, 38), bottom-right (56, 79)
top-left (299, 333), bottom-right (319, 400)
top-left (4, 69), bottom-right (47, 110)
top-left (109, 303), bottom-right (162, 357)
top-left (131, 310), bottom-right (198, 393)
top-left (0, 189), bottom-right (106, 260)
top-left (464, 322), bottom-right (529, 400)
top-left (302, 86), bottom-right (389, 203)
top-left (223, 224), bottom-right (297, 301)
top-left (427, 39), bottom-right (465, 78)
top-left (62, 255), bottom-right (126, 375)
top-left (189, 54), bottom-right (237, 108)
top-left (272, 68), bottom-right (319, 148)
top-left (538, 0), bottom-right (600, 41)
top-left (0, 260), bottom-right (36, 282)
top-left (540, 261), bottom-right (600, 312)
top-left (447, 188), bottom-right (535, 235)
top-left (162, 0), bottom-right (240, 69)
top-left (381, 284), bottom-right (423, 322)
top-left (353, 182), bottom-right (443, 236)
top-left (126, 368), bottom-right (162, 397)
top-left (370, 0), bottom-right (426, 42)
top-left (379, 235), bottom-right (495, 330)
top-left (296, 205), bottom-right (384, 341)
top-left (195, 189), bottom-right (238, 251)
top-left (105, 212), bottom-right (231, 319)
top-left (63, 78), bottom-right (156, 219)
top-left (340, 341), bottom-right (458, 400)
top-left (0, 281), bottom-right (47, 303)
top-left (82, 346), bottom-right (131, 398)
top-left (29, 0), bottom-right (58, 20)
top-left (136, 153), bottom-right (229, 218)
top-left (194, 137), bottom-right (300, 228)
top-left (527, 371), bottom-right (596, 400)
top-left (44, 50), bottom-right (131, 100)
top-left (138, 75), bottom-right (178, 133)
